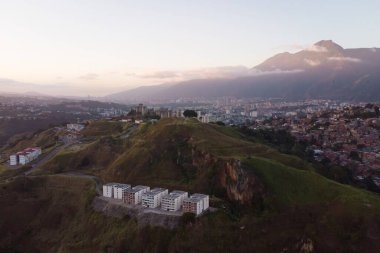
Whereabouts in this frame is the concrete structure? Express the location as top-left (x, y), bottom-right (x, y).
top-left (136, 103), bottom-right (146, 116)
top-left (103, 183), bottom-right (118, 198)
top-left (161, 190), bottom-right (188, 212)
top-left (10, 147), bottom-right (42, 166)
top-left (113, 183), bottom-right (131, 199)
top-left (183, 193), bottom-right (210, 215)
top-left (67, 123), bottom-right (85, 132)
top-left (142, 188), bottom-right (169, 208)
top-left (9, 155), bottom-right (17, 166)
top-left (191, 193), bottom-right (209, 211)
top-left (123, 185), bottom-right (150, 205)
top-left (183, 197), bottom-right (203, 215)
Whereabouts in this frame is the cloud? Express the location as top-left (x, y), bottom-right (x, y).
top-left (304, 59), bottom-right (321, 66)
top-left (140, 71), bottom-right (182, 79)
top-left (138, 66), bottom-right (256, 80)
top-left (328, 57), bottom-right (362, 63)
top-left (305, 45), bottom-right (328, 53)
top-left (124, 72), bottom-right (136, 77)
top-left (79, 73), bottom-right (99, 80)
top-left (251, 69), bottom-right (304, 75)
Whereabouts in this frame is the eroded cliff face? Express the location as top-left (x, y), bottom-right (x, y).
top-left (189, 146), bottom-right (266, 205)
top-left (219, 159), bottom-right (266, 205)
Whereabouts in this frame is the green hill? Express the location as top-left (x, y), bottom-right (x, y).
top-left (2, 118), bottom-right (380, 252)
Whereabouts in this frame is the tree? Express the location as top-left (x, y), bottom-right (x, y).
top-left (183, 110), bottom-right (197, 118)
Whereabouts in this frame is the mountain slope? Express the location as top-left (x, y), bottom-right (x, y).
top-left (107, 40), bottom-right (380, 102)
top-left (2, 118), bottom-right (380, 252)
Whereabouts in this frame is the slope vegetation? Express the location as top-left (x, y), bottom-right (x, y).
top-left (12, 118), bottom-right (380, 252)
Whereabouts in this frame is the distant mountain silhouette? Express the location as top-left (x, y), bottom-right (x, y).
top-left (106, 40), bottom-right (380, 102)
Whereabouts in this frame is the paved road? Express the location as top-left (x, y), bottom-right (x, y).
top-left (24, 143), bottom-right (68, 176)
top-left (120, 124), bottom-right (138, 139)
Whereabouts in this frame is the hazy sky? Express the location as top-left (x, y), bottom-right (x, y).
top-left (0, 0), bottom-right (379, 96)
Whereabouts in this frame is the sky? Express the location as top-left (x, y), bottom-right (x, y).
top-left (0, 0), bottom-right (379, 96)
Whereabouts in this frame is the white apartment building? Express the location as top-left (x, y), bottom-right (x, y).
top-left (123, 185), bottom-right (150, 205)
top-left (11, 147), bottom-right (42, 166)
top-left (191, 193), bottom-right (209, 211)
top-left (183, 197), bottom-right (203, 215)
top-left (113, 183), bottom-right (131, 199)
top-left (103, 183), bottom-right (118, 198)
top-left (183, 193), bottom-right (210, 215)
top-left (142, 188), bottom-right (169, 208)
top-left (161, 190), bottom-right (188, 212)
top-left (9, 155), bottom-right (17, 166)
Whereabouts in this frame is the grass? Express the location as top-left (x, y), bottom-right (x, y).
top-left (81, 120), bottom-right (124, 137)
top-left (1, 128), bottom-right (58, 156)
top-left (244, 156), bottom-right (380, 213)
top-left (2, 118), bottom-right (380, 252)
top-left (0, 164), bottom-right (7, 174)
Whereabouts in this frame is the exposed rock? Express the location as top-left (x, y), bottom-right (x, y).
top-left (190, 147), bottom-right (266, 205)
top-left (297, 237), bottom-right (314, 253)
top-left (219, 159), bottom-right (266, 205)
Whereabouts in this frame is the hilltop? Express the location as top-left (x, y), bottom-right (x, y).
top-left (1, 118), bottom-right (380, 252)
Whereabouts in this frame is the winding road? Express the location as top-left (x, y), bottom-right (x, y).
top-left (24, 143), bottom-right (69, 176)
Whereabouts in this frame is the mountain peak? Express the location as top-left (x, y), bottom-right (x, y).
top-left (314, 40), bottom-right (344, 52)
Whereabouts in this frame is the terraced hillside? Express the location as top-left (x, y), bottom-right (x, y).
top-left (1, 118), bottom-right (380, 252)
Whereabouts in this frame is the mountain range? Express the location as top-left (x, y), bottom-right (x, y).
top-left (107, 40), bottom-right (380, 102)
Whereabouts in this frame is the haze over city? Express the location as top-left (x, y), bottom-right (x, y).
top-left (1, 0), bottom-right (380, 96)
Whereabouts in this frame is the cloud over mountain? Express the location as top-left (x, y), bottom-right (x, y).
top-left (106, 40), bottom-right (380, 103)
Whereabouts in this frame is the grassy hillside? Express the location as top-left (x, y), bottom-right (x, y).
top-left (6, 118), bottom-right (380, 252)
top-left (1, 127), bottom-right (58, 156)
top-left (0, 175), bottom-right (174, 253)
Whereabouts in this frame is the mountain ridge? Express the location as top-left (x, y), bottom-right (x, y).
top-left (106, 40), bottom-right (380, 102)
